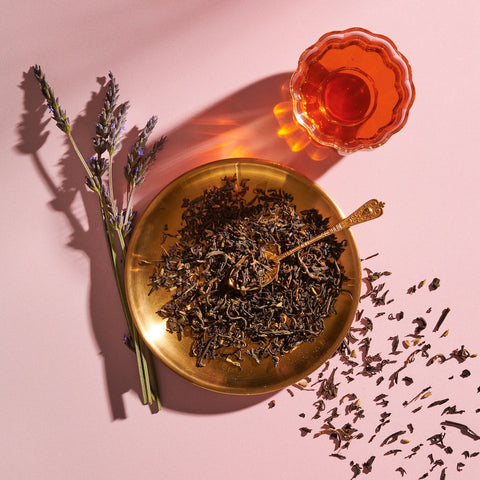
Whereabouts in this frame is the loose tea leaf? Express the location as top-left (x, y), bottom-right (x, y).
top-left (427, 433), bottom-right (447, 449)
top-left (386, 449), bottom-right (402, 456)
top-left (149, 176), bottom-right (346, 368)
top-left (395, 466), bottom-right (407, 476)
top-left (281, 259), bottom-right (478, 479)
top-left (350, 462), bottom-right (362, 478)
top-left (299, 427), bottom-right (312, 436)
top-left (405, 443), bottom-right (423, 459)
top-left (451, 346), bottom-right (473, 363)
top-left (440, 421), bottom-right (480, 441)
top-left (406, 284), bottom-right (416, 295)
top-left (441, 405), bottom-right (465, 415)
top-left (433, 308), bottom-right (450, 332)
top-left (413, 317), bottom-right (427, 335)
top-left (427, 398), bottom-right (449, 408)
top-left (362, 455), bottom-right (375, 473)
top-left (381, 430), bottom-right (407, 447)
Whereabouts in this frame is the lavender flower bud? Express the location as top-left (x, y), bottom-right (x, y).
top-left (85, 175), bottom-right (102, 193)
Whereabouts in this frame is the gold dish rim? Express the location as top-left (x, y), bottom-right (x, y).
top-left (125, 158), bottom-right (361, 395)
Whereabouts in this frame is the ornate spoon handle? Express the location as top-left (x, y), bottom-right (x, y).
top-left (276, 199), bottom-right (385, 262)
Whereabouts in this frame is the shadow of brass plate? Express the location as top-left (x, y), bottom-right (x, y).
top-left (125, 158), bottom-right (361, 395)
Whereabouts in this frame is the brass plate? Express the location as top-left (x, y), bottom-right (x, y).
top-left (125, 158), bottom-right (361, 395)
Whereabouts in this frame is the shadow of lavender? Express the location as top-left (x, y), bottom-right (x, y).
top-left (16, 68), bottom-right (344, 418)
top-left (16, 68), bottom-right (148, 420)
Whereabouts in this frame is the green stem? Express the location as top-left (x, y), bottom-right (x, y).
top-left (98, 204), bottom-right (147, 401)
top-left (106, 151), bottom-right (127, 257)
top-left (125, 184), bottom-right (136, 237)
top-left (68, 134), bottom-right (94, 180)
top-left (148, 350), bottom-right (162, 410)
top-left (136, 329), bottom-right (153, 404)
top-left (108, 152), bottom-right (115, 215)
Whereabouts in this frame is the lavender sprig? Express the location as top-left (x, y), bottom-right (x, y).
top-left (32, 65), bottom-right (162, 410)
top-left (33, 65), bottom-right (71, 134)
top-left (124, 117), bottom-right (167, 187)
top-left (109, 100), bottom-right (129, 156)
top-left (93, 73), bottom-right (117, 156)
top-left (123, 119), bottom-right (167, 237)
top-left (91, 72), bottom-right (131, 249)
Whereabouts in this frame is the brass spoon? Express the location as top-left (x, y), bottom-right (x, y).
top-left (228, 199), bottom-right (385, 291)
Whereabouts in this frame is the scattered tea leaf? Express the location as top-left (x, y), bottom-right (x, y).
top-left (299, 427), bottom-right (311, 437)
top-left (427, 398), bottom-right (449, 408)
top-left (413, 317), bottom-right (427, 335)
top-left (385, 449), bottom-right (402, 456)
top-left (350, 461), bottom-right (361, 478)
top-left (361, 253), bottom-right (379, 261)
top-left (451, 345), bottom-right (472, 362)
top-left (441, 405), bottom-right (465, 416)
top-left (429, 278), bottom-right (441, 291)
top-left (429, 458), bottom-right (445, 471)
top-left (405, 443), bottom-right (423, 459)
top-left (403, 386), bottom-right (432, 406)
top-left (381, 430), bottom-right (406, 447)
top-left (433, 308), bottom-right (450, 332)
top-left (362, 455), bottom-right (375, 473)
top-left (289, 261), bottom-right (477, 479)
top-left (441, 420), bottom-right (480, 440)
top-left (426, 353), bottom-right (447, 366)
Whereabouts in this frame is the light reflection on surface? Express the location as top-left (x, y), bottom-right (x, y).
top-left (136, 73), bottom-right (344, 219)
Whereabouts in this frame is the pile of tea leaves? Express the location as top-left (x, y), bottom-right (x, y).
top-left (148, 175), bottom-right (347, 368)
top-left (276, 255), bottom-right (479, 479)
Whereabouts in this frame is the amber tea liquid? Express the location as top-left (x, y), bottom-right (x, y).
top-left (298, 40), bottom-right (402, 145)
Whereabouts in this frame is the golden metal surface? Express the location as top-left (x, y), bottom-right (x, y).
top-left (125, 158), bottom-right (362, 395)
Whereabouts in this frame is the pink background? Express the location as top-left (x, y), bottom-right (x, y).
top-left (2, 1), bottom-right (479, 478)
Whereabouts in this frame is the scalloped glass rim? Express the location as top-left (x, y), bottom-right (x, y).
top-left (290, 27), bottom-right (416, 153)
